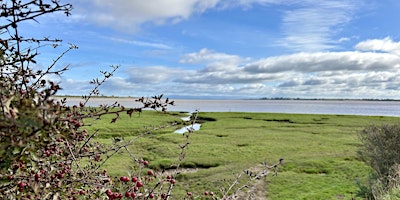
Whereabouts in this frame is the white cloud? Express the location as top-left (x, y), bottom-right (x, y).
top-left (279, 0), bottom-right (361, 52)
top-left (73, 0), bottom-right (221, 32)
top-left (180, 48), bottom-right (242, 64)
top-left (58, 78), bottom-right (92, 96)
top-left (103, 36), bottom-right (172, 49)
top-left (337, 37), bottom-right (350, 43)
top-left (124, 66), bottom-right (189, 84)
top-left (355, 37), bottom-right (400, 55)
top-left (180, 48), bottom-right (245, 73)
top-left (244, 51), bottom-right (400, 73)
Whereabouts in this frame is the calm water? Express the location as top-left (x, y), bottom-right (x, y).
top-left (62, 98), bottom-right (400, 117)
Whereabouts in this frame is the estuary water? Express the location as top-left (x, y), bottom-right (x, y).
top-left (62, 98), bottom-right (400, 117)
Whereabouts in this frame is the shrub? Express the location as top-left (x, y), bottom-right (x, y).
top-left (358, 124), bottom-right (400, 199)
top-left (0, 1), bottom-right (176, 199)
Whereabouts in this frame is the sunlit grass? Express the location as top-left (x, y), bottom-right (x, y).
top-left (86, 110), bottom-right (400, 199)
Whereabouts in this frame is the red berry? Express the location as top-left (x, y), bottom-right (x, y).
top-left (120, 176), bottom-right (129, 182)
top-left (79, 190), bottom-right (85, 195)
top-left (169, 179), bottom-right (176, 184)
top-left (161, 193), bottom-right (167, 199)
top-left (112, 193), bottom-right (120, 199)
top-left (95, 154), bottom-right (101, 162)
top-left (131, 177), bottom-right (138, 182)
top-left (187, 192), bottom-right (192, 196)
top-left (35, 173), bottom-right (40, 181)
top-left (125, 191), bottom-right (131, 197)
top-left (149, 193), bottom-right (154, 198)
top-left (136, 181), bottom-right (143, 187)
top-left (147, 170), bottom-right (153, 176)
top-left (18, 182), bottom-right (26, 188)
top-left (8, 175), bottom-right (13, 180)
top-left (133, 187), bottom-right (139, 192)
top-left (204, 191), bottom-right (209, 195)
top-left (142, 160), bottom-right (149, 166)
top-left (210, 191), bottom-right (214, 196)
top-left (131, 192), bottom-right (137, 198)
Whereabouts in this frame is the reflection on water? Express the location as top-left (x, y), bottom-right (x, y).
top-left (174, 124), bottom-right (201, 134)
top-left (60, 97), bottom-right (400, 117)
top-left (180, 116), bottom-right (191, 122)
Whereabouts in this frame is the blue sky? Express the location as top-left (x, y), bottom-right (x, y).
top-left (20, 0), bottom-right (400, 99)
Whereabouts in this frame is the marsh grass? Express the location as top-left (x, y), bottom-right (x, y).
top-left (87, 111), bottom-right (400, 199)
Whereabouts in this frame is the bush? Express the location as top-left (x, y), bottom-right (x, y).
top-left (0, 1), bottom-right (176, 199)
top-left (382, 164), bottom-right (400, 200)
top-left (358, 124), bottom-right (400, 199)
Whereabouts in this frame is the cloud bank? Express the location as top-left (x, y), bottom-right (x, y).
top-left (60, 38), bottom-right (400, 99)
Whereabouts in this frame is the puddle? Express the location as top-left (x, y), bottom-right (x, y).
top-left (174, 112), bottom-right (201, 134)
top-left (181, 116), bottom-right (191, 122)
top-left (174, 123), bottom-right (201, 134)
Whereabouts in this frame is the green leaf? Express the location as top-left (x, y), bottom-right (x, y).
top-left (12, 148), bottom-right (20, 155)
top-left (30, 151), bottom-right (39, 161)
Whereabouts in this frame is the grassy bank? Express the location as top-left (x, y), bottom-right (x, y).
top-left (85, 111), bottom-right (400, 199)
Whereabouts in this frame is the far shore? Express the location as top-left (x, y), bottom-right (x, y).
top-left (55, 95), bottom-right (400, 101)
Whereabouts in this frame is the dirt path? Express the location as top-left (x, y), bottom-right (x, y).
top-left (226, 176), bottom-right (268, 199)
top-left (161, 166), bottom-right (273, 199)
top-left (223, 164), bottom-right (274, 200)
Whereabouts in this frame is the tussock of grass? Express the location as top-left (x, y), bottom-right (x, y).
top-left (195, 116), bottom-right (217, 123)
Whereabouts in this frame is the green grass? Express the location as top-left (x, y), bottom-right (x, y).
top-left (86, 111), bottom-right (400, 199)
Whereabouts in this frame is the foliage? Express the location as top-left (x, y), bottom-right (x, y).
top-left (0, 1), bottom-right (176, 199)
top-left (358, 124), bottom-right (400, 199)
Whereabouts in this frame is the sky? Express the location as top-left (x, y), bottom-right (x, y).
top-left (17, 0), bottom-right (400, 99)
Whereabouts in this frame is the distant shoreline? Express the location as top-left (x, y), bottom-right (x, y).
top-left (56, 95), bottom-right (137, 99)
top-left (55, 95), bottom-right (400, 101)
top-left (256, 97), bottom-right (400, 101)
